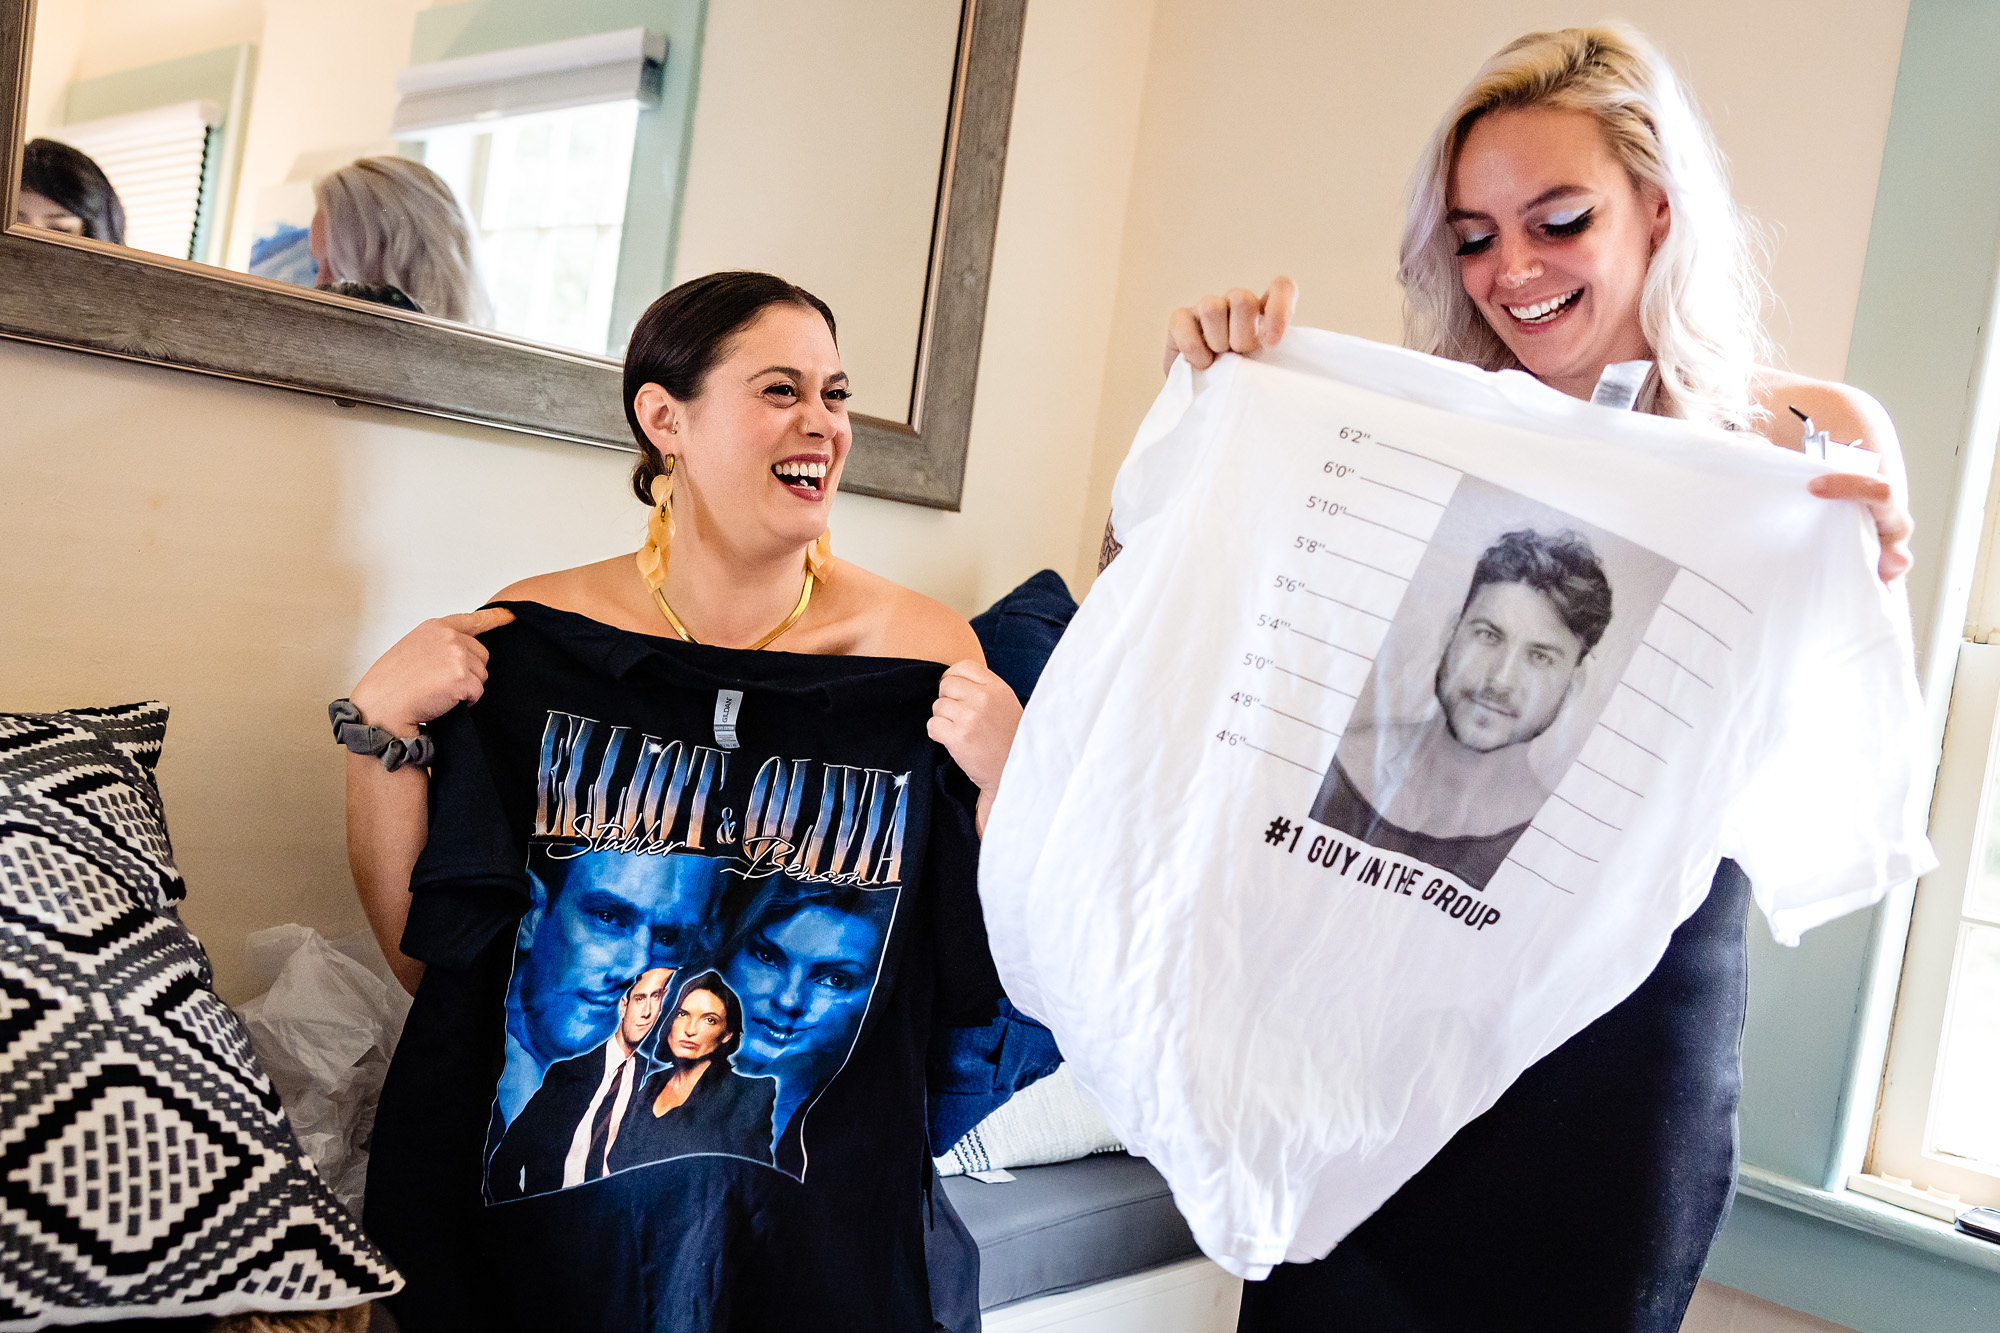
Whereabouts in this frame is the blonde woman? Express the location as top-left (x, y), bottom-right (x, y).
top-left (1160, 26), bottom-right (1912, 1330)
top-left (310, 156), bottom-right (492, 324)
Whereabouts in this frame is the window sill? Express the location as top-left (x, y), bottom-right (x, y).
top-left (1736, 1165), bottom-right (2000, 1276)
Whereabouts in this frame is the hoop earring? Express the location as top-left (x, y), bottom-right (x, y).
top-left (636, 454), bottom-right (676, 590)
top-left (807, 528), bottom-right (832, 583)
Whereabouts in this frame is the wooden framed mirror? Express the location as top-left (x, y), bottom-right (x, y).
top-left (0, 0), bottom-right (1024, 509)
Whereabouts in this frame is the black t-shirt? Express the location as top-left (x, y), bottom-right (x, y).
top-left (364, 602), bottom-right (999, 1332)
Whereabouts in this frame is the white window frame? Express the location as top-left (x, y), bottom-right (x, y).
top-left (1862, 440), bottom-right (2000, 1218)
top-left (1865, 638), bottom-right (2000, 1213)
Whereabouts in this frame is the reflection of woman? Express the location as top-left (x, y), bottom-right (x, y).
top-left (1158, 26), bottom-right (1916, 1332)
top-left (608, 973), bottom-right (776, 1169)
top-left (718, 880), bottom-right (892, 1141)
top-left (17, 139), bottom-right (124, 243)
top-left (310, 156), bottom-right (491, 323)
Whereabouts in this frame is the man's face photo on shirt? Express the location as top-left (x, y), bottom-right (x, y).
top-left (1435, 579), bottom-right (1587, 752)
top-left (514, 852), bottom-right (729, 1066)
top-left (618, 966), bottom-right (675, 1053)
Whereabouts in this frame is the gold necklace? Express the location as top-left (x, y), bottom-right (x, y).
top-left (651, 562), bottom-right (816, 651)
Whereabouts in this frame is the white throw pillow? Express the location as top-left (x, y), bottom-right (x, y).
top-left (934, 1066), bottom-right (1123, 1177)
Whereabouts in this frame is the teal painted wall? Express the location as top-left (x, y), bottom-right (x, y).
top-left (61, 44), bottom-right (257, 266)
top-left (1712, 0), bottom-right (2000, 1323)
top-left (1709, 1197), bottom-right (1998, 1333)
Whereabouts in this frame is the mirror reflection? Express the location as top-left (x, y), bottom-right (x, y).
top-left (19, 0), bottom-right (962, 421)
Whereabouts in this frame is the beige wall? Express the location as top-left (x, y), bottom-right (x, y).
top-left (1, 1), bottom-right (1910, 1003)
top-left (671, 0), bottom-right (961, 423)
top-left (0, 0), bottom-right (1156, 1002)
top-left (1072, 0), bottom-right (1912, 583)
top-left (218, 0), bottom-right (432, 273)
top-left (22, 0), bottom-right (263, 139)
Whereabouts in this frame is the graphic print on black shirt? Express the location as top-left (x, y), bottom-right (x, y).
top-left (1307, 475), bottom-right (1677, 900)
top-left (484, 709), bottom-right (912, 1199)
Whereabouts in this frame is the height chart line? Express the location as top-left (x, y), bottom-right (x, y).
top-left (1637, 639), bottom-right (1713, 689)
top-left (1502, 858), bottom-right (1577, 895)
top-left (1351, 473), bottom-right (1450, 507)
top-left (1298, 586), bottom-right (1393, 620)
top-left (1317, 548), bottom-right (1412, 581)
top-left (1656, 602), bottom-right (1733, 651)
top-left (1549, 791), bottom-right (1622, 831)
top-left (1576, 760), bottom-right (1646, 800)
top-left (1678, 567), bottom-right (1753, 614)
top-left (1336, 509), bottom-right (1430, 543)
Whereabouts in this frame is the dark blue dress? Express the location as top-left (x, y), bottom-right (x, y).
top-left (1237, 859), bottom-right (1751, 1332)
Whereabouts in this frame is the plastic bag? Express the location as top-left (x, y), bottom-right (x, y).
top-left (234, 926), bottom-right (412, 1215)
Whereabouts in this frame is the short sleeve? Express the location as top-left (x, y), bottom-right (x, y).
top-left (404, 703), bottom-right (533, 969)
top-left (1109, 355), bottom-right (1236, 540)
top-left (927, 758), bottom-right (1004, 1030)
top-left (1720, 524), bottom-right (1938, 945)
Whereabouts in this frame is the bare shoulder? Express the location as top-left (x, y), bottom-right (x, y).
top-left (489, 556), bottom-right (644, 622)
top-left (823, 560), bottom-right (981, 666)
top-left (1751, 368), bottom-right (1898, 452)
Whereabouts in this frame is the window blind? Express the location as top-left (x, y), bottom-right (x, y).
top-left (54, 99), bottom-right (222, 260)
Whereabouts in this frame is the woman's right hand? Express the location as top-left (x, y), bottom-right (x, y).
top-left (348, 607), bottom-right (516, 734)
top-left (1163, 276), bottom-right (1299, 375)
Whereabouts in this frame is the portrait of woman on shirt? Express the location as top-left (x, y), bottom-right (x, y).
top-left (608, 971), bottom-right (778, 1171)
top-left (1154, 23), bottom-right (1915, 1333)
top-left (714, 875), bottom-right (896, 1161)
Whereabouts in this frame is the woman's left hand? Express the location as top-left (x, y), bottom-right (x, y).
top-left (1808, 467), bottom-right (1913, 583)
top-left (928, 660), bottom-right (1024, 834)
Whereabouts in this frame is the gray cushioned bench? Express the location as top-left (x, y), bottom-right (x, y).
top-left (942, 1152), bottom-right (1202, 1310)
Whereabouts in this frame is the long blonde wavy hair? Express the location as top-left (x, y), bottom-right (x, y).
top-left (1399, 24), bottom-right (1769, 431)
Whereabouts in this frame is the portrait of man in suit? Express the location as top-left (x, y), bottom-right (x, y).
top-left (487, 965), bottom-right (675, 1201)
top-left (1312, 527), bottom-right (1614, 889)
top-left (497, 850), bottom-right (728, 1124)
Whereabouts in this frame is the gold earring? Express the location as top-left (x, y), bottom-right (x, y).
top-left (636, 454), bottom-right (676, 590)
top-left (807, 528), bottom-right (832, 583)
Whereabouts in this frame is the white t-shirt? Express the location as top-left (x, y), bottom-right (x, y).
top-left (980, 329), bottom-right (1936, 1279)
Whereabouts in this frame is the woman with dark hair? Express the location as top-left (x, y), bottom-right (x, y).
top-left (715, 878), bottom-right (896, 1161)
top-left (608, 972), bottom-right (777, 1170)
top-left (347, 270), bottom-right (1018, 1329)
top-left (17, 139), bottom-right (124, 244)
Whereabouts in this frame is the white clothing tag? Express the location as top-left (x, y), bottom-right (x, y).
top-left (967, 1168), bottom-right (1016, 1184)
top-left (1589, 359), bottom-right (1654, 411)
top-left (713, 689), bottom-right (744, 750)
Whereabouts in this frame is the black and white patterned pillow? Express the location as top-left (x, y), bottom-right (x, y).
top-left (0, 704), bottom-right (400, 1328)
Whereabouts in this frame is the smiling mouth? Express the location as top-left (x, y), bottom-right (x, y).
top-left (772, 460), bottom-right (827, 494)
top-left (1505, 289), bottom-right (1581, 325)
top-left (752, 1018), bottom-right (800, 1046)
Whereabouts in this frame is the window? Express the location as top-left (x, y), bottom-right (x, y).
top-left (412, 101), bottom-right (640, 354)
top-left (1861, 585), bottom-right (2000, 1217)
top-left (391, 27), bottom-right (663, 355)
top-left (54, 100), bottom-right (222, 261)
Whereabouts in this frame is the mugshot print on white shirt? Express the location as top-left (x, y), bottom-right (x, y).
top-left (979, 329), bottom-right (1936, 1279)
